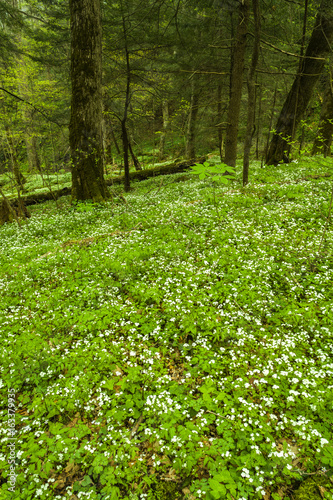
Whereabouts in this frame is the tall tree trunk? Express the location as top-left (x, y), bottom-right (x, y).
top-left (158, 100), bottom-right (169, 161)
top-left (256, 77), bottom-right (261, 160)
top-left (243, 0), bottom-right (260, 186)
top-left (216, 83), bottom-right (226, 162)
top-left (266, 0), bottom-right (333, 165)
top-left (120, 0), bottom-right (131, 192)
top-left (121, 121), bottom-right (130, 191)
top-left (225, 0), bottom-right (251, 168)
top-left (312, 67), bottom-right (333, 156)
top-left (185, 78), bottom-right (199, 160)
top-left (69, 0), bottom-right (109, 202)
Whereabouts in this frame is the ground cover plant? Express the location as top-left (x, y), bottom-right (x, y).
top-left (0, 157), bottom-right (333, 500)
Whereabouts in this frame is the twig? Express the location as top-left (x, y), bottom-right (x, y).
top-left (130, 414), bottom-right (144, 439)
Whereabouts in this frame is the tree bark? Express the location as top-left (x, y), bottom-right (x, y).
top-left (225, 0), bottom-right (251, 168)
top-left (312, 67), bottom-right (333, 156)
top-left (243, 0), bottom-right (260, 186)
top-left (266, 0), bottom-right (333, 165)
top-left (69, 0), bottom-right (109, 202)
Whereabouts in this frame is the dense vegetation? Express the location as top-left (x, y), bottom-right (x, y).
top-left (1, 0), bottom-right (333, 200)
top-left (1, 157), bottom-right (333, 499)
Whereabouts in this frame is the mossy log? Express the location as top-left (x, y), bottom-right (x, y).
top-left (293, 474), bottom-right (333, 500)
top-left (8, 158), bottom-right (205, 208)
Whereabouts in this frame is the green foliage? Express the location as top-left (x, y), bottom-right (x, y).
top-left (189, 161), bottom-right (236, 184)
top-left (1, 158), bottom-right (333, 499)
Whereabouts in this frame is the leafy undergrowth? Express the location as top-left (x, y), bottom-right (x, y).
top-left (0, 157), bottom-right (333, 500)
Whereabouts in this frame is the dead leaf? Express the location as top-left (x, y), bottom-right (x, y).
top-left (317, 485), bottom-right (327, 499)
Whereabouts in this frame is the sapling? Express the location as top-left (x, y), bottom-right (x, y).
top-left (189, 161), bottom-right (236, 218)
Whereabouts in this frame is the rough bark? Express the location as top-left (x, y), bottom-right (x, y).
top-left (243, 0), bottom-right (260, 186)
top-left (225, 0), bottom-right (251, 168)
top-left (185, 79), bottom-right (199, 160)
top-left (266, 0), bottom-right (333, 165)
top-left (312, 68), bottom-right (333, 156)
top-left (69, 0), bottom-right (109, 202)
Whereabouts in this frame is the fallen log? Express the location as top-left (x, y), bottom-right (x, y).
top-left (11, 158), bottom-right (205, 207)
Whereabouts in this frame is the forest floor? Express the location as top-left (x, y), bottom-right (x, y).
top-left (1, 157), bottom-right (333, 500)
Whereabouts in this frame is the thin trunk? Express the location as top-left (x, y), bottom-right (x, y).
top-left (312, 67), bottom-right (333, 156)
top-left (69, 0), bottom-right (109, 202)
top-left (243, 0), bottom-right (260, 186)
top-left (110, 124), bottom-right (121, 155)
top-left (266, 0), bottom-right (333, 165)
top-left (0, 186), bottom-right (30, 226)
top-left (225, 0), bottom-right (251, 168)
top-left (128, 140), bottom-right (142, 171)
top-left (256, 76), bottom-right (261, 160)
top-left (158, 100), bottom-right (169, 161)
top-left (4, 126), bottom-right (26, 189)
top-left (217, 83), bottom-right (225, 161)
top-left (264, 86), bottom-right (277, 166)
top-left (185, 78), bottom-right (199, 160)
top-left (121, 121), bottom-right (130, 191)
top-left (121, 0), bottom-right (131, 192)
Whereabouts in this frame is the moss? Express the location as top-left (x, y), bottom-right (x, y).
top-left (293, 475), bottom-right (333, 500)
top-left (152, 481), bottom-right (180, 500)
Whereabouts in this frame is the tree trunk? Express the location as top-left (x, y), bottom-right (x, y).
top-left (256, 77), bottom-right (261, 160)
top-left (121, 120), bottom-right (130, 191)
top-left (185, 79), bottom-right (199, 160)
top-left (4, 126), bottom-right (26, 189)
top-left (69, 0), bottom-right (109, 202)
top-left (266, 0), bottom-right (333, 165)
top-left (0, 187), bottom-right (30, 226)
top-left (128, 139), bottom-right (142, 171)
top-left (312, 68), bottom-right (333, 156)
top-left (225, 0), bottom-right (251, 168)
top-left (216, 83), bottom-right (226, 162)
top-left (110, 123), bottom-right (121, 155)
top-left (243, 0), bottom-right (260, 186)
top-left (158, 100), bottom-right (169, 161)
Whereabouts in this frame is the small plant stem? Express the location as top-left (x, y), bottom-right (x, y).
top-left (317, 181), bottom-right (333, 256)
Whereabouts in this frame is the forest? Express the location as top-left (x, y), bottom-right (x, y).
top-left (0, 0), bottom-right (333, 499)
